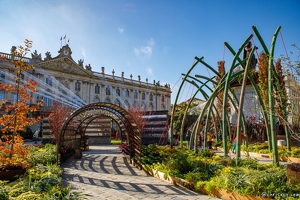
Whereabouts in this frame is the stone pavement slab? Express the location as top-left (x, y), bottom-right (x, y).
top-left (61, 145), bottom-right (219, 200)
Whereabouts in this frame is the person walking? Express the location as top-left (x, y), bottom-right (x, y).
top-left (33, 129), bottom-right (39, 144)
top-left (232, 133), bottom-right (245, 153)
top-left (207, 131), bottom-right (212, 149)
top-left (185, 130), bottom-right (191, 147)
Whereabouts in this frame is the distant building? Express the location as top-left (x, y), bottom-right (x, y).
top-left (229, 69), bottom-right (300, 126)
top-left (0, 44), bottom-right (172, 112)
top-left (180, 97), bottom-right (206, 106)
top-left (0, 44), bottom-right (172, 143)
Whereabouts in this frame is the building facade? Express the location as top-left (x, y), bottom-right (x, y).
top-left (229, 71), bottom-right (300, 126)
top-left (0, 44), bottom-right (172, 112)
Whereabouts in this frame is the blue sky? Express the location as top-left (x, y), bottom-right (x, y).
top-left (0, 0), bottom-right (299, 104)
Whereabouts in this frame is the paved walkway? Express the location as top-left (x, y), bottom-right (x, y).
top-left (61, 145), bottom-right (219, 200)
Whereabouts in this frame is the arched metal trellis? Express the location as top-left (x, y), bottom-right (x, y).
top-left (57, 102), bottom-right (141, 166)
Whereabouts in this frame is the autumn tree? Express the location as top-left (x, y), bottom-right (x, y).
top-left (0, 39), bottom-right (42, 166)
top-left (126, 105), bottom-right (150, 134)
top-left (48, 102), bottom-right (73, 144)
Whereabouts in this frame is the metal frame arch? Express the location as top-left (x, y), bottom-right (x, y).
top-left (57, 102), bottom-right (141, 165)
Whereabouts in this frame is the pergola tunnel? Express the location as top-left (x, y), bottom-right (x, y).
top-left (57, 102), bottom-right (141, 165)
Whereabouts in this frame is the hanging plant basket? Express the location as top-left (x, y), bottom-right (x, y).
top-left (286, 163), bottom-right (300, 185)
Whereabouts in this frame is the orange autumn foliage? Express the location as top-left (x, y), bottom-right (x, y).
top-left (48, 102), bottom-right (73, 144)
top-left (0, 39), bottom-right (41, 168)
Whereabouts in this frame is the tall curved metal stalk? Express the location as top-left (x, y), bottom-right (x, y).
top-left (222, 34), bottom-right (253, 156)
top-left (253, 26), bottom-right (291, 152)
top-left (236, 46), bottom-right (257, 162)
top-left (268, 26), bottom-right (281, 166)
top-left (169, 57), bottom-right (203, 148)
top-left (225, 43), bottom-right (271, 150)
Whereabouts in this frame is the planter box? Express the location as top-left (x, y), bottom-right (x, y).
top-left (0, 168), bottom-right (26, 182)
top-left (286, 163), bottom-right (300, 185)
top-left (151, 169), bottom-right (174, 184)
top-left (147, 168), bottom-right (272, 200)
top-left (288, 157), bottom-right (300, 163)
top-left (198, 187), bottom-right (272, 200)
top-left (173, 177), bottom-right (194, 190)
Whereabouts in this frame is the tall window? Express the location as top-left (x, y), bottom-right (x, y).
top-left (116, 88), bottom-right (120, 96)
top-left (142, 92), bottom-right (145, 100)
top-left (36, 96), bottom-right (42, 103)
top-left (21, 74), bottom-right (24, 80)
top-left (0, 73), bottom-right (5, 80)
top-left (150, 93), bottom-right (153, 101)
top-left (46, 77), bottom-right (52, 86)
top-left (134, 90), bottom-right (138, 99)
top-left (125, 89), bottom-right (129, 98)
top-left (43, 94), bottom-right (52, 107)
top-left (0, 91), bottom-right (4, 101)
top-left (115, 99), bottom-right (121, 106)
top-left (142, 102), bottom-right (146, 109)
top-left (13, 94), bottom-right (18, 103)
top-left (125, 100), bottom-right (130, 108)
top-left (133, 101), bottom-right (138, 108)
top-left (95, 84), bottom-right (100, 94)
top-left (75, 81), bottom-right (81, 91)
top-left (149, 102), bottom-right (154, 111)
top-left (162, 95), bottom-right (165, 102)
top-left (106, 86), bottom-right (110, 95)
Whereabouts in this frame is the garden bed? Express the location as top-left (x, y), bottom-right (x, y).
top-left (145, 167), bottom-right (272, 200)
top-left (141, 145), bottom-right (300, 199)
top-left (216, 147), bottom-right (300, 163)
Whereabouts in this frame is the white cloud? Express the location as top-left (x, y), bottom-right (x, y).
top-left (147, 67), bottom-right (153, 75)
top-left (118, 27), bottom-right (124, 34)
top-left (81, 48), bottom-right (86, 57)
top-left (134, 46), bottom-right (152, 57)
top-left (134, 38), bottom-right (155, 58)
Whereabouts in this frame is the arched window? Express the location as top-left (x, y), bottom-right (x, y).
top-left (149, 102), bottom-right (154, 111)
top-left (115, 99), bottom-right (121, 106)
top-left (106, 86), bottom-right (110, 95)
top-left (75, 81), bottom-right (81, 91)
top-left (134, 90), bottom-right (138, 99)
top-left (133, 100), bottom-right (138, 108)
top-left (125, 100), bottom-right (130, 108)
top-left (116, 88), bottom-right (120, 96)
top-left (105, 98), bottom-right (110, 103)
top-left (95, 84), bottom-right (100, 94)
top-left (150, 93), bottom-right (153, 101)
top-left (125, 89), bottom-right (129, 98)
top-left (142, 92), bottom-right (145, 100)
top-left (93, 96), bottom-right (100, 102)
top-left (142, 102), bottom-right (146, 110)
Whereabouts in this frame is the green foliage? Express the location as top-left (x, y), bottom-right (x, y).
top-left (202, 166), bottom-right (300, 196)
top-left (141, 145), bottom-right (168, 166)
top-left (229, 157), bottom-right (259, 169)
top-left (142, 144), bottom-right (300, 198)
top-left (0, 186), bottom-right (9, 200)
top-left (29, 144), bottom-right (57, 165)
top-left (242, 143), bottom-right (300, 158)
top-left (1, 144), bottom-right (83, 199)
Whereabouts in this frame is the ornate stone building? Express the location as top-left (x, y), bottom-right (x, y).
top-left (0, 44), bottom-right (172, 112)
top-left (0, 44), bottom-right (171, 144)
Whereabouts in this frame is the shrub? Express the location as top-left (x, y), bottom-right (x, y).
top-left (29, 144), bottom-right (56, 165)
